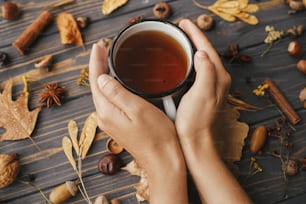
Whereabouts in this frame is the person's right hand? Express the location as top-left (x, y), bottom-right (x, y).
top-left (176, 19), bottom-right (231, 144)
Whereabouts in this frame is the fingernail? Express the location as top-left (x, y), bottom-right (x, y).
top-left (195, 50), bottom-right (208, 59)
top-left (98, 74), bottom-right (111, 89)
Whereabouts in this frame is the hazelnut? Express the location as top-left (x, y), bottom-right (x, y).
top-left (1, 2), bottom-right (19, 20)
top-left (98, 154), bottom-right (122, 175)
top-left (196, 14), bottom-right (214, 31)
top-left (289, 0), bottom-right (305, 10)
top-left (282, 159), bottom-right (299, 176)
top-left (0, 153), bottom-right (20, 188)
top-left (299, 87), bottom-right (306, 108)
top-left (153, 2), bottom-right (171, 19)
top-left (106, 138), bottom-right (124, 155)
top-left (76, 16), bottom-right (88, 29)
top-left (288, 41), bottom-right (302, 56)
top-left (297, 59), bottom-right (306, 74)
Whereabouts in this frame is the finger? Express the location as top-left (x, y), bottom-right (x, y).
top-left (179, 19), bottom-right (226, 75)
top-left (97, 74), bottom-right (146, 117)
top-left (190, 50), bottom-right (217, 99)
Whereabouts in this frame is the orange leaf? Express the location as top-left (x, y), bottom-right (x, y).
top-left (56, 13), bottom-right (84, 47)
top-left (0, 79), bottom-right (41, 141)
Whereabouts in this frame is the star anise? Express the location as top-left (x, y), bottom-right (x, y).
top-left (39, 83), bottom-right (66, 108)
top-left (220, 44), bottom-right (252, 64)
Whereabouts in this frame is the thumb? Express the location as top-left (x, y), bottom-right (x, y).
top-left (191, 50), bottom-right (217, 98)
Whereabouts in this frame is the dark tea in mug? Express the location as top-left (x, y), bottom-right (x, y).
top-left (114, 30), bottom-right (188, 94)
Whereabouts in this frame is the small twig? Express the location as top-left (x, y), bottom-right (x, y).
top-left (192, 0), bottom-right (209, 10)
top-left (18, 180), bottom-right (52, 204)
top-left (47, 0), bottom-right (76, 9)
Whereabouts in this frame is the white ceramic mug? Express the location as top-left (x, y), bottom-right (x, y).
top-left (108, 20), bottom-right (194, 120)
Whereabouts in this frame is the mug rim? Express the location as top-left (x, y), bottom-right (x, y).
top-left (108, 19), bottom-right (194, 98)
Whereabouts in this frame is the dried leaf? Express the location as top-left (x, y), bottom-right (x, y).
top-left (238, 0), bottom-right (249, 9)
top-left (62, 136), bottom-right (77, 170)
top-left (79, 112), bottom-right (98, 159)
top-left (0, 79), bottom-right (41, 141)
top-left (102, 0), bottom-right (129, 15)
top-left (242, 4), bottom-right (259, 13)
top-left (214, 0), bottom-right (240, 8)
top-left (234, 13), bottom-right (259, 25)
top-left (68, 120), bottom-right (80, 155)
top-left (122, 160), bottom-right (149, 202)
top-left (47, 0), bottom-right (76, 9)
top-left (208, 7), bottom-right (236, 22)
top-left (56, 13), bottom-right (84, 47)
top-left (216, 7), bottom-right (241, 15)
top-left (215, 104), bottom-right (249, 162)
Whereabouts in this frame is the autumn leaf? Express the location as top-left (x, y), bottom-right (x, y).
top-left (0, 79), bottom-right (41, 141)
top-left (102, 0), bottom-right (129, 15)
top-left (56, 13), bottom-right (84, 47)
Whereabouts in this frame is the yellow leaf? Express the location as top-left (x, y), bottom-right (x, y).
top-left (68, 120), bottom-right (80, 156)
top-left (216, 7), bottom-right (241, 15)
top-left (208, 7), bottom-right (236, 22)
top-left (102, 0), bottom-right (129, 15)
top-left (62, 136), bottom-right (77, 170)
top-left (234, 13), bottom-right (259, 25)
top-left (239, 0), bottom-right (249, 9)
top-left (79, 112), bottom-right (98, 159)
top-left (242, 4), bottom-right (259, 13)
top-left (215, 0), bottom-right (240, 8)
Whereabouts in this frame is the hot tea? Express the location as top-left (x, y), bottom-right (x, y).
top-left (114, 30), bottom-right (188, 94)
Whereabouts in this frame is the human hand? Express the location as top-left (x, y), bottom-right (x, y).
top-left (176, 19), bottom-right (231, 145)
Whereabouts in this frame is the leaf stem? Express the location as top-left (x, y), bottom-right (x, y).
top-left (18, 180), bottom-right (52, 204)
top-left (192, 0), bottom-right (209, 10)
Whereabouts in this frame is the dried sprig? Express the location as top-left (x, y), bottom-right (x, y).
top-left (77, 69), bottom-right (89, 87)
top-left (192, 0), bottom-right (259, 25)
top-left (62, 112), bottom-right (98, 204)
top-left (47, 0), bottom-right (76, 9)
top-left (261, 25), bottom-right (284, 56)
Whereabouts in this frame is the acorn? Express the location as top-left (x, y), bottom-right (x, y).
top-left (49, 180), bottom-right (78, 204)
top-left (0, 153), bottom-right (20, 188)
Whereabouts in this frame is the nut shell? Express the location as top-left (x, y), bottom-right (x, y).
top-left (250, 126), bottom-right (267, 154)
top-left (2, 2), bottom-right (19, 20)
top-left (153, 2), bottom-right (171, 19)
top-left (297, 59), bottom-right (306, 74)
top-left (0, 154), bottom-right (20, 188)
top-left (106, 138), bottom-right (124, 155)
top-left (98, 154), bottom-right (122, 175)
top-left (197, 14), bottom-right (214, 30)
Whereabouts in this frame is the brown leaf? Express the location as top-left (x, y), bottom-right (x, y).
top-left (79, 112), bottom-right (98, 159)
top-left (0, 79), bottom-right (41, 141)
top-left (56, 13), bottom-right (84, 47)
top-left (68, 120), bottom-right (80, 155)
top-left (122, 160), bottom-right (149, 202)
top-left (215, 104), bottom-right (249, 162)
top-left (62, 136), bottom-right (77, 170)
top-left (102, 0), bottom-right (129, 15)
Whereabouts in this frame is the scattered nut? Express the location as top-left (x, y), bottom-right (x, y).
top-left (282, 159), bottom-right (299, 176)
top-left (1, 2), bottom-right (19, 20)
top-left (287, 25), bottom-right (304, 38)
top-left (250, 126), bottom-right (267, 154)
top-left (153, 2), bottom-right (171, 19)
top-left (297, 59), bottom-right (306, 74)
top-left (289, 0), bottom-right (305, 10)
top-left (34, 54), bottom-right (53, 71)
top-left (106, 138), bottom-right (124, 155)
top-left (296, 24), bottom-right (304, 35)
top-left (0, 153), bottom-right (19, 188)
top-left (49, 180), bottom-right (78, 204)
top-left (0, 51), bottom-right (9, 67)
top-left (197, 14), bottom-right (214, 31)
top-left (94, 195), bottom-right (110, 204)
top-left (76, 16), bottom-right (88, 29)
top-left (288, 41), bottom-right (302, 56)
top-left (110, 199), bottom-right (120, 204)
top-left (299, 87), bottom-right (306, 108)
top-left (98, 154), bottom-right (122, 175)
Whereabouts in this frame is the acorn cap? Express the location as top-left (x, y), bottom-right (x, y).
top-left (106, 138), bottom-right (124, 155)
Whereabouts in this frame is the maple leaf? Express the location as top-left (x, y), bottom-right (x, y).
top-left (0, 79), bottom-right (41, 141)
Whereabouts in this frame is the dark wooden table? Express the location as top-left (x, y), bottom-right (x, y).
top-left (0, 0), bottom-right (305, 203)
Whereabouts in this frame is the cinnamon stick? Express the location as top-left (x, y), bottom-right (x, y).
top-left (264, 78), bottom-right (301, 125)
top-left (12, 10), bottom-right (53, 55)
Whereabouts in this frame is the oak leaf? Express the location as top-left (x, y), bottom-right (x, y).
top-left (0, 79), bottom-right (41, 141)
